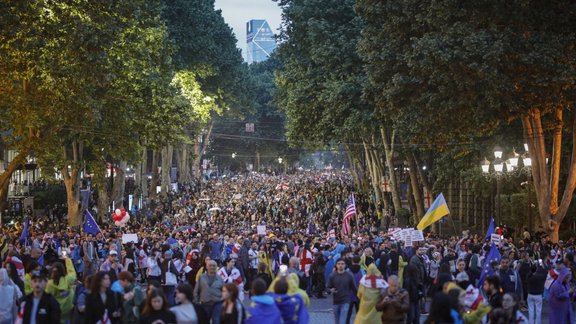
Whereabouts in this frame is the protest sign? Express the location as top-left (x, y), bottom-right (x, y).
top-left (491, 234), bottom-right (501, 245)
top-left (257, 225), bottom-right (267, 235)
top-left (122, 233), bottom-right (138, 244)
top-left (411, 229), bottom-right (425, 242)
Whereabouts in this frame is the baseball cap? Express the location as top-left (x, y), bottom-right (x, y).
top-left (31, 270), bottom-right (46, 281)
top-left (109, 250), bottom-right (118, 256)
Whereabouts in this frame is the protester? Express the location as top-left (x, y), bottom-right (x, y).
top-left (86, 271), bottom-right (123, 324)
top-left (328, 258), bottom-right (358, 324)
top-left (45, 257), bottom-right (77, 323)
top-left (213, 282), bottom-right (245, 324)
top-left (193, 259), bottom-right (223, 318)
top-left (0, 268), bottom-right (22, 324)
top-left (501, 293), bottom-right (528, 323)
top-left (118, 271), bottom-right (145, 324)
top-left (245, 278), bottom-right (282, 324)
top-left (171, 283), bottom-right (208, 324)
top-left (19, 270), bottom-right (61, 323)
top-left (139, 287), bottom-right (177, 324)
top-left (548, 267), bottom-right (574, 324)
top-left (375, 275), bottom-right (409, 323)
top-left (526, 264), bottom-right (546, 324)
top-left (354, 263), bottom-right (386, 324)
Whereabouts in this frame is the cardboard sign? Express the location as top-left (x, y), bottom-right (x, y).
top-left (122, 233), bottom-right (138, 244)
top-left (491, 234), bottom-right (501, 245)
top-left (257, 225), bottom-right (267, 235)
top-left (411, 230), bottom-right (425, 242)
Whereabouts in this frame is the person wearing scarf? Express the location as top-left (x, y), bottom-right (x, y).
top-left (354, 263), bottom-right (387, 324)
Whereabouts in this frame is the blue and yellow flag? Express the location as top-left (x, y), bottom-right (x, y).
top-left (416, 193), bottom-right (450, 230)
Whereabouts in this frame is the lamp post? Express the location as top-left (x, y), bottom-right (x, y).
top-left (483, 145), bottom-right (535, 233)
top-left (481, 146), bottom-right (512, 226)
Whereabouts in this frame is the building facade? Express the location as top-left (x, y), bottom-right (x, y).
top-left (246, 19), bottom-right (276, 64)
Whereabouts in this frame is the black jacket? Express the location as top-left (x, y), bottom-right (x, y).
top-left (86, 289), bottom-right (123, 324)
top-left (21, 292), bottom-right (61, 324)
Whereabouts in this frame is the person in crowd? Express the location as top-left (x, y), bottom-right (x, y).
top-left (71, 275), bottom-right (92, 324)
top-left (247, 241), bottom-right (260, 290)
top-left (483, 275), bottom-right (503, 309)
top-left (0, 268), bottom-right (22, 324)
top-left (193, 259), bottom-right (223, 318)
top-left (83, 233), bottom-right (98, 276)
top-left (45, 257), bottom-right (77, 323)
top-left (147, 248), bottom-right (162, 284)
top-left (139, 287), bottom-right (177, 324)
top-left (404, 264), bottom-right (423, 324)
top-left (454, 259), bottom-right (470, 289)
top-left (270, 275), bottom-right (308, 324)
top-left (423, 292), bottom-right (452, 324)
top-left (162, 250), bottom-right (179, 306)
top-left (213, 282), bottom-right (245, 324)
top-left (254, 261), bottom-right (272, 288)
top-left (312, 249), bottom-right (327, 298)
top-left (118, 271), bottom-right (145, 324)
top-left (328, 258), bottom-right (357, 324)
top-left (446, 286), bottom-right (491, 324)
top-left (86, 271), bottom-right (123, 324)
top-left (245, 278), bottom-right (282, 324)
top-left (501, 293), bottom-right (528, 323)
top-left (376, 274), bottom-right (409, 323)
top-left (354, 263), bottom-right (386, 324)
top-left (548, 267), bottom-right (574, 324)
top-left (19, 270), bottom-right (61, 323)
top-left (171, 283), bottom-right (208, 324)
top-left (347, 254), bottom-right (364, 324)
top-left (218, 257), bottom-right (244, 301)
top-left (526, 264), bottom-right (546, 324)
top-left (100, 249), bottom-right (124, 282)
top-left (6, 261), bottom-right (25, 297)
top-left (496, 257), bottom-right (522, 296)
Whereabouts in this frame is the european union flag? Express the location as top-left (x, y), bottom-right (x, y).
top-left (84, 210), bottom-right (101, 235)
top-left (485, 217), bottom-right (495, 241)
top-left (19, 217), bottom-right (30, 245)
top-left (269, 293), bottom-right (309, 324)
top-left (477, 242), bottom-right (501, 288)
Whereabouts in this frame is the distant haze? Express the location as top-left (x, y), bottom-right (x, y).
top-left (214, 0), bottom-right (282, 60)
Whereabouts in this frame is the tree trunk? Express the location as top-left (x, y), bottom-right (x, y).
top-left (522, 109), bottom-right (576, 242)
top-left (149, 150), bottom-right (160, 200)
top-left (381, 127), bottom-right (402, 214)
top-left (161, 145), bottom-right (173, 196)
top-left (62, 141), bottom-right (83, 227)
top-left (111, 161), bottom-right (126, 209)
top-left (0, 150), bottom-right (28, 209)
top-left (406, 154), bottom-right (425, 223)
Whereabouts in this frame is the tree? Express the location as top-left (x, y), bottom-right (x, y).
top-left (357, 0), bottom-right (576, 240)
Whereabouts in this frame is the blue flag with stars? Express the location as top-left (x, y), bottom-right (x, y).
top-left (84, 210), bottom-right (101, 235)
top-left (485, 217), bottom-right (495, 241)
top-left (19, 216), bottom-right (30, 245)
top-left (477, 242), bottom-right (501, 288)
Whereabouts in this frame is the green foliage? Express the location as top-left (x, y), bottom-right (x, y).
top-left (275, 0), bottom-right (374, 147)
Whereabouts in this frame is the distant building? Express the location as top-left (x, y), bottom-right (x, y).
top-left (246, 19), bottom-right (276, 64)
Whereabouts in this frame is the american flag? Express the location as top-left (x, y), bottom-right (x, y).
top-left (341, 194), bottom-right (356, 236)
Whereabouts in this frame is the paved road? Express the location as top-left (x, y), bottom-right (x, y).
top-left (307, 295), bottom-right (551, 323)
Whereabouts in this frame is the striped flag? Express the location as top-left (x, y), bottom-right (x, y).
top-left (326, 229), bottom-right (335, 242)
top-left (341, 194), bottom-right (356, 236)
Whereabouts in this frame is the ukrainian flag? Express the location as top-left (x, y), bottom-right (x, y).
top-left (417, 193), bottom-right (450, 230)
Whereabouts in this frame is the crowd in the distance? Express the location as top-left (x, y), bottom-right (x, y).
top-left (0, 172), bottom-right (574, 324)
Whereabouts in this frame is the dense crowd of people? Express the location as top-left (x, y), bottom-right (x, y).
top-left (0, 172), bottom-right (574, 324)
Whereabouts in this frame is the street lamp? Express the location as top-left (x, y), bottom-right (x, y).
top-left (278, 157), bottom-right (283, 164)
top-left (481, 148), bottom-right (513, 227)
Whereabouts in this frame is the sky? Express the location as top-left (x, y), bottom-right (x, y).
top-left (214, 0), bottom-right (283, 60)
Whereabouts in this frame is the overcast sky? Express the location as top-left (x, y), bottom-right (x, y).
top-left (214, 0), bottom-right (283, 60)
